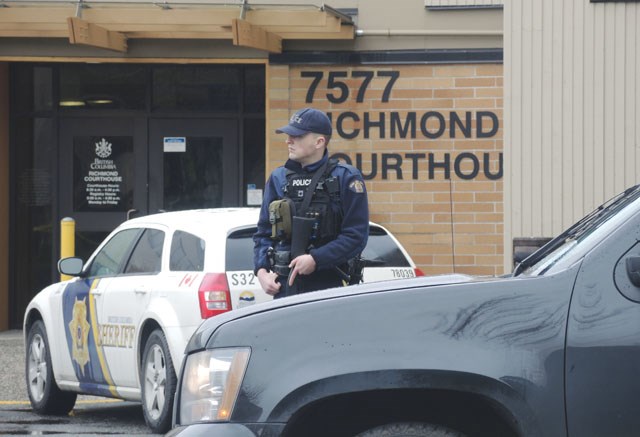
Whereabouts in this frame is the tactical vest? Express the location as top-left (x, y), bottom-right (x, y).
top-left (282, 159), bottom-right (341, 246)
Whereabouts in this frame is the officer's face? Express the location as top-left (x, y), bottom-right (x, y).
top-left (286, 133), bottom-right (326, 166)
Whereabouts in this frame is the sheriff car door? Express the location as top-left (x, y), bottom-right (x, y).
top-left (97, 226), bottom-right (165, 393)
top-left (62, 227), bottom-right (141, 396)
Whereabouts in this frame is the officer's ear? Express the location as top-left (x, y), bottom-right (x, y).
top-left (313, 134), bottom-right (327, 149)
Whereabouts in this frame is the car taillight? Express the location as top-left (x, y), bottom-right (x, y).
top-left (414, 268), bottom-right (425, 277)
top-left (198, 273), bottom-right (232, 319)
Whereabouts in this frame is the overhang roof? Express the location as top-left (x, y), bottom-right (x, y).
top-left (0, 1), bottom-right (355, 53)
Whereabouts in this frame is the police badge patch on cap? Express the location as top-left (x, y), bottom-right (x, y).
top-left (349, 180), bottom-right (365, 193)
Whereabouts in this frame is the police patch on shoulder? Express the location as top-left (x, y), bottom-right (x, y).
top-left (349, 180), bottom-right (365, 193)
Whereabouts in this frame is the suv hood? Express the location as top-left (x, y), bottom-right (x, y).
top-left (186, 273), bottom-right (496, 352)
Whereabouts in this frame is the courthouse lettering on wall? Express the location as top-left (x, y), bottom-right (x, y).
top-left (301, 70), bottom-right (503, 180)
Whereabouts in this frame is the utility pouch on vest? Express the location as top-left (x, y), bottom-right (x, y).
top-left (269, 198), bottom-right (295, 240)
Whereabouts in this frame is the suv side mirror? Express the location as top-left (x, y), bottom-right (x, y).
top-left (58, 257), bottom-right (84, 276)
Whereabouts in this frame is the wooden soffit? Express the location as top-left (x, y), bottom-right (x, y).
top-left (0, 1), bottom-right (355, 53)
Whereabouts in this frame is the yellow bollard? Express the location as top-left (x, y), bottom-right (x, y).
top-left (60, 217), bottom-right (75, 281)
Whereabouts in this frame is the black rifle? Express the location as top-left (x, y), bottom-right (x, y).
top-left (287, 216), bottom-right (316, 293)
top-left (290, 216), bottom-right (316, 258)
top-left (287, 161), bottom-right (329, 292)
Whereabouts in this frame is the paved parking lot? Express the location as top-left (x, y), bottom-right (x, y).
top-left (0, 330), bottom-right (24, 403)
top-left (0, 329), bottom-right (160, 436)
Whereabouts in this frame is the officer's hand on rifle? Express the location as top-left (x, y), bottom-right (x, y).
top-left (257, 268), bottom-right (281, 296)
top-left (288, 254), bottom-right (317, 286)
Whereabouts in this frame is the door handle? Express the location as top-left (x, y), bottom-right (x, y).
top-left (92, 288), bottom-right (104, 296)
top-left (134, 286), bottom-right (148, 294)
top-left (127, 209), bottom-right (138, 220)
top-left (626, 256), bottom-right (640, 287)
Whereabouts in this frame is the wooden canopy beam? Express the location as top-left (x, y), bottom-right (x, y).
top-left (67, 17), bottom-right (127, 52)
top-left (0, 4), bottom-right (355, 43)
top-left (232, 19), bottom-right (282, 53)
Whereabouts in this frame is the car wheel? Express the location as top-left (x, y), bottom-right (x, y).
top-left (356, 422), bottom-right (467, 437)
top-left (25, 320), bottom-right (77, 415)
top-left (141, 329), bottom-right (176, 434)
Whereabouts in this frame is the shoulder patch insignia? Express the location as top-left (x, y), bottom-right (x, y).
top-left (349, 180), bottom-right (365, 193)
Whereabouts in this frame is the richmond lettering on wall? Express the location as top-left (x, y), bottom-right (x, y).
top-left (300, 70), bottom-right (503, 181)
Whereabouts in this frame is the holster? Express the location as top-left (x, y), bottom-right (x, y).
top-left (347, 255), bottom-right (365, 285)
top-left (334, 255), bottom-right (365, 286)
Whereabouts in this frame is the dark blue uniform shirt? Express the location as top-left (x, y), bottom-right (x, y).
top-left (253, 151), bottom-right (369, 287)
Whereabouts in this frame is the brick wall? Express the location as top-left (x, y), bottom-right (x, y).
top-left (268, 63), bottom-right (504, 276)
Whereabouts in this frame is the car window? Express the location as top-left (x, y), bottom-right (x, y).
top-left (124, 228), bottom-right (165, 274)
top-left (226, 227), bottom-right (255, 271)
top-left (170, 230), bottom-right (206, 271)
top-left (362, 226), bottom-right (411, 267)
top-left (225, 225), bottom-right (411, 270)
top-left (87, 228), bottom-right (142, 277)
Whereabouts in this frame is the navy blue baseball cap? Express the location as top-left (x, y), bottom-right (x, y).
top-left (276, 108), bottom-right (332, 136)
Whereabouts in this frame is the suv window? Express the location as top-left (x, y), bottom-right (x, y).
top-left (170, 230), bottom-right (206, 271)
top-left (225, 227), bottom-right (255, 271)
top-left (124, 228), bottom-right (165, 274)
top-left (87, 228), bottom-right (142, 277)
top-left (362, 226), bottom-right (411, 267)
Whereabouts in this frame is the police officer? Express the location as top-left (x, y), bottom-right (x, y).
top-left (253, 107), bottom-right (369, 298)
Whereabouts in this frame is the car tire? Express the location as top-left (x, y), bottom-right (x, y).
top-left (356, 422), bottom-right (467, 437)
top-left (25, 320), bottom-right (77, 415)
top-left (141, 329), bottom-right (176, 434)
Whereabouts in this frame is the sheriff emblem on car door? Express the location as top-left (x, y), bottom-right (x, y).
top-left (68, 297), bottom-right (91, 375)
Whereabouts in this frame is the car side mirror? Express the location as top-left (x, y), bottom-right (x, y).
top-left (625, 256), bottom-right (640, 287)
top-left (58, 257), bottom-right (84, 277)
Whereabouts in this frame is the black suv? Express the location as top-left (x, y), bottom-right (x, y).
top-left (169, 185), bottom-right (640, 437)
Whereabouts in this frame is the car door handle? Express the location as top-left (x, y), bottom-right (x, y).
top-left (134, 286), bottom-right (148, 294)
top-left (92, 288), bottom-right (104, 296)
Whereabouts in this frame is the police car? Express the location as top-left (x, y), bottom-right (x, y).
top-left (23, 208), bottom-right (422, 433)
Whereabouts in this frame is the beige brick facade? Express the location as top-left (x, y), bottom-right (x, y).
top-left (268, 63), bottom-right (504, 276)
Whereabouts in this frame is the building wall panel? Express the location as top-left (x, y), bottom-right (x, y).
top-left (505, 0), bottom-right (640, 272)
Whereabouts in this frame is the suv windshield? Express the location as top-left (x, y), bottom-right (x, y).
top-left (515, 184), bottom-right (640, 277)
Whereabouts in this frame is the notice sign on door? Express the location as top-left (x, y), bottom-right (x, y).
top-left (74, 136), bottom-right (134, 212)
top-left (164, 137), bottom-right (186, 153)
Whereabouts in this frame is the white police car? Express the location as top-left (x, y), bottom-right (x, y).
top-left (23, 208), bottom-right (421, 433)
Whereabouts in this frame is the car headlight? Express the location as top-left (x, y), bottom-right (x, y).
top-left (179, 347), bottom-right (250, 425)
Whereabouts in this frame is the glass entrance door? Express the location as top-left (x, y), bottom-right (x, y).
top-left (59, 117), bottom-right (239, 261)
top-left (148, 118), bottom-right (239, 212)
top-left (59, 117), bottom-right (148, 260)
top-left (9, 63), bottom-right (264, 329)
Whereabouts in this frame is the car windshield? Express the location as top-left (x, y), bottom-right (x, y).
top-left (515, 184), bottom-right (640, 277)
